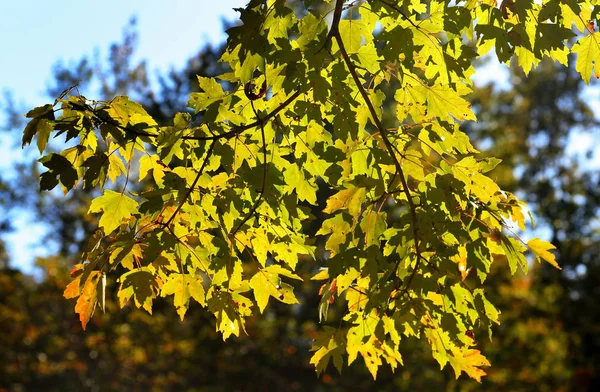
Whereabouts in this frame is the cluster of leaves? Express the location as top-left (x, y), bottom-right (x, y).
top-left (21, 0), bottom-right (597, 382)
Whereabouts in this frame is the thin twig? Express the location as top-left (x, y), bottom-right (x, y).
top-left (164, 140), bottom-right (216, 227)
top-left (377, 0), bottom-right (420, 30)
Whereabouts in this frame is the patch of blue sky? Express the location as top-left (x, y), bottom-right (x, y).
top-left (0, 1), bottom-right (245, 273)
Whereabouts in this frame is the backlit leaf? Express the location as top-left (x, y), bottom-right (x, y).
top-left (88, 190), bottom-right (139, 234)
top-left (528, 238), bottom-right (561, 270)
top-left (448, 349), bottom-right (491, 383)
top-left (117, 267), bottom-right (159, 314)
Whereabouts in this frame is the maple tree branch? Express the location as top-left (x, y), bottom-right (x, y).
top-left (163, 139), bottom-right (216, 228)
top-left (394, 254), bottom-right (424, 300)
top-left (318, 0), bottom-right (345, 53)
top-left (89, 107), bottom-right (158, 139)
top-left (90, 89), bottom-right (303, 142)
top-left (334, 30), bottom-right (422, 299)
top-left (184, 89), bottom-right (303, 141)
top-left (231, 102), bottom-right (269, 236)
top-left (334, 32), bottom-right (403, 187)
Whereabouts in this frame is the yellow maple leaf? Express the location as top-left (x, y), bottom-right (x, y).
top-left (528, 238), bottom-right (561, 270)
top-left (572, 33), bottom-right (600, 85)
top-left (449, 348), bottom-right (491, 383)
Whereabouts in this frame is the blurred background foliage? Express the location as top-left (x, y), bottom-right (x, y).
top-left (1, 16), bottom-right (598, 391)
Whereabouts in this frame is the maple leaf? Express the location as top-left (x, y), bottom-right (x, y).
top-left (572, 33), bottom-right (600, 84)
top-left (284, 164), bottom-right (318, 205)
top-left (139, 154), bottom-right (167, 185)
top-left (65, 271), bottom-right (101, 330)
top-left (323, 186), bottom-right (366, 216)
top-left (309, 327), bottom-right (345, 376)
top-left (249, 265), bottom-right (301, 313)
top-left (22, 103), bottom-right (54, 148)
top-left (528, 238), bottom-right (561, 270)
top-left (449, 348), bottom-right (491, 383)
top-left (161, 273), bottom-right (206, 320)
top-left (316, 214), bottom-right (352, 255)
top-left (88, 190), bottom-right (139, 234)
top-left (117, 268), bottom-right (159, 314)
top-left (207, 291), bottom-right (252, 340)
top-left (188, 76), bottom-right (226, 113)
top-left (104, 96), bottom-right (157, 127)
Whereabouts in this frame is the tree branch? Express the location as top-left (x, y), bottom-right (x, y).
top-left (333, 30), bottom-right (422, 298)
top-left (91, 89), bottom-right (303, 142)
top-left (318, 0), bottom-right (345, 53)
top-left (231, 101), bottom-right (269, 236)
top-left (184, 89), bottom-right (302, 141)
top-left (163, 140), bottom-right (216, 227)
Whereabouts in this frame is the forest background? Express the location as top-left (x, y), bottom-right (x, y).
top-left (1, 1), bottom-right (599, 391)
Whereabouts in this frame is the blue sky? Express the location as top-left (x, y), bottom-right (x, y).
top-left (0, 1), bottom-right (245, 272)
top-left (0, 1), bottom-right (243, 107)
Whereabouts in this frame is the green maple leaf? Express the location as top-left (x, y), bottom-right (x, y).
top-left (264, 1), bottom-right (295, 41)
top-left (106, 96), bottom-right (157, 127)
top-left (500, 236), bottom-right (528, 274)
top-left (35, 119), bottom-right (54, 154)
top-left (39, 153), bottom-right (78, 191)
top-left (476, 24), bottom-right (513, 62)
top-left (82, 153), bottom-right (109, 188)
top-left (105, 96), bottom-right (157, 127)
top-left (284, 164), bottom-right (318, 205)
top-left (188, 76), bottom-right (226, 113)
top-left (533, 23), bottom-right (574, 55)
top-left (316, 214), bottom-right (352, 255)
top-left (474, 289), bottom-right (501, 325)
top-left (360, 211), bottom-right (387, 248)
top-left (336, 19), bottom-right (370, 54)
top-left (139, 154), bottom-right (167, 185)
top-left (310, 327), bottom-right (346, 376)
top-left (207, 290), bottom-right (251, 339)
top-left (296, 10), bottom-right (326, 49)
top-left (107, 154), bottom-right (126, 183)
top-left (451, 283), bottom-right (473, 316)
top-left (109, 242), bottom-right (143, 270)
top-left (22, 103), bottom-right (55, 148)
top-left (408, 83), bottom-right (477, 122)
top-left (425, 327), bottom-right (452, 369)
top-left (117, 267), bottom-right (158, 314)
top-left (88, 190), bottom-right (139, 234)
